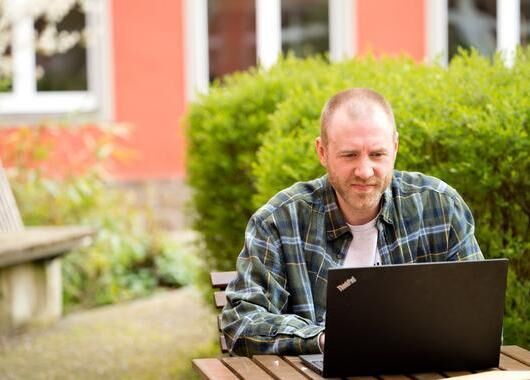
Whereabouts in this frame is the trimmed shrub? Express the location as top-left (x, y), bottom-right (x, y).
top-left (186, 51), bottom-right (529, 346)
top-left (185, 56), bottom-right (331, 270)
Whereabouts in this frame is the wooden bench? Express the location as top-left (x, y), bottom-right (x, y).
top-left (0, 163), bottom-right (95, 333)
top-left (210, 270), bottom-right (237, 353)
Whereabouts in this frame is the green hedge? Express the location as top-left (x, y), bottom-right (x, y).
top-left (185, 56), bottom-right (330, 270)
top-left (185, 51), bottom-right (529, 346)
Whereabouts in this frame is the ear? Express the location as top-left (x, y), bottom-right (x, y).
top-left (315, 136), bottom-right (327, 168)
top-left (393, 132), bottom-right (399, 160)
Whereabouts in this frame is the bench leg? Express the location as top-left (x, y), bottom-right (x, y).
top-left (0, 257), bottom-right (62, 333)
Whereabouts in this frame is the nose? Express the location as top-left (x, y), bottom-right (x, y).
top-left (354, 157), bottom-right (374, 180)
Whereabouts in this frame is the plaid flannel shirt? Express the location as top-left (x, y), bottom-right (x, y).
top-left (221, 171), bottom-right (484, 356)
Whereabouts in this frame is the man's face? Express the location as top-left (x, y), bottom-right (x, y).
top-left (316, 107), bottom-right (398, 224)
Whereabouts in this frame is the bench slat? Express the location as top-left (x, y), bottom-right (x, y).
top-left (222, 356), bottom-right (272, 379)
top-left (253, 355), bottom-right (307, 379)
top-left (0, 226), bottom-right (95, 268)
top-left (211, 271), bottom-right (237, 289)
top-left (0, 165), bottom-right (24, 233)
top-left (214, 290), bottom-right (227, 308)
top-left (192, 358), bottom-right (238, 380)
top-left (499, 353), bottom-right (530, 371)
top-left (501, 346), bottom-right (530, 366)
top-left (219, 334), bottom-right (228, 353)
top-left (379, 375), bottom-right (414, 379)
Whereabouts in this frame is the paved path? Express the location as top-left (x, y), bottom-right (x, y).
top-left (0, 286), bottom-right (217, 379)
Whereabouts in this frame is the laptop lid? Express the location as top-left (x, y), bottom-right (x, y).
top-left (322, 259), bottom-right (508, 377)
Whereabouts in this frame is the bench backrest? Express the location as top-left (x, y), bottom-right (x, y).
top-left (210, 271), bottom-right (237, 353)
top-left (0, 162), bottom-right (24, 232)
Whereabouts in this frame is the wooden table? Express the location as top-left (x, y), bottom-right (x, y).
top-left (193, 345), bottom-right (530, 380)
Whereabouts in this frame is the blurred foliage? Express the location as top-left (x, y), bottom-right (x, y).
top-left (185, 50), bottom-right (529, 347)
top-left (3, 123), bottom-right (201, 309)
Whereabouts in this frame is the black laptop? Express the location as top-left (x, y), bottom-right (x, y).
top-left (300, 259), bottom-right (508, 378)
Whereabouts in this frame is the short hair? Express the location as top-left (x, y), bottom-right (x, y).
top-left (319, 88), bottom-right (396, 145)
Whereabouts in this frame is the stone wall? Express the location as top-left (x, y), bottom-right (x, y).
top-left (109, 177), bottom-right (193, 231)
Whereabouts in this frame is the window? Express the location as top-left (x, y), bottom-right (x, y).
top-left (522, 0), bottom-right (530, 45)
top-left (0, 0), bottom-right (111, 118)
top-left (185, 0), bottom-right (352, 99)
top-left (281, 0), bottom-right (329, 58)
top-left (448, 0), bottom-right (497, 60)
top-left (208, 0), bottom-right (256, 82)
top-left (35, 3), bottom-right (87, 92)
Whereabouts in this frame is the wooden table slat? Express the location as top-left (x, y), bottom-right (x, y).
top-left (282, 356), bottom-right (331, 379)
top-left (192, 358), bottom-right (239, 380)
top-left (499, 353), bottom-right (530, 371)
top-left (222, 357), bottom-right (272, 380)
top-left (193, 345), bottom-right (530, 379)
top-left (442, 371), bottom-right (472, 377)
top-left (410, 372), bottom-right (446, 380)
top-left (501, 346), bottom-right (530, 367)
top-left (253, 355), bottom-right (307, 380)
top-left (442, 371), bottom-right (530, 379)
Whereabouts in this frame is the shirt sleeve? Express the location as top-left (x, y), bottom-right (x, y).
top-left (446, 192), bottom-right (484, 261)
top-left (221, 214), bottom-right (323, 356)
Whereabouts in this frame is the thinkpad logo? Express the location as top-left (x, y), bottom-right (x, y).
top-left (337, 275), bottom-right (357, 292)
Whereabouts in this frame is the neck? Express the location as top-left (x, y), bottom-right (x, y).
top-left (337, 197), bottom-right (381, 226)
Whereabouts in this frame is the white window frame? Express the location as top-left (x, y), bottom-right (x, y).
top-left (329, 0), bottom-right (356, 62)
top-left (0, 0), bottom-right (113, 120)
top-left (185, 0), bottom-right (357, 100)
top-left (426, 0), bottom-right (521, 67)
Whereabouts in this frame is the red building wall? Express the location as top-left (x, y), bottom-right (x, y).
top-left (111, 0), bottom-right (186, 180)
top-left (357, 0), bottom-right (425, 60)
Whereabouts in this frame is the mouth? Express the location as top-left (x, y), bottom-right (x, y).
top-left (350, 183), bottom-right (377, 192)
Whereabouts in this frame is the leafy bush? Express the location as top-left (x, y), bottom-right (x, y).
top-left (186, 51), bottom-right (529, 346)
top-left (185, 56), bottom-right (330, 270)
top-left (3, 124), bottom-right (198, 309)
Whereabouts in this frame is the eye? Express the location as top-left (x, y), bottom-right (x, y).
top-left (370, 152), bottom-right (386, 158)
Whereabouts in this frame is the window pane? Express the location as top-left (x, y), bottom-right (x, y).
top-left (0, 24), bottom-right (12, 92)
top-left (281, 0), bottom-right (328, 58)
top-left (35, 3), bottom-right (87, 91)
top-left (522, 0), bottom-right (530, 45)
top-left (208, 0), bottom-right (256, 82)
top-left (448, 0), bottom-right (496, 60)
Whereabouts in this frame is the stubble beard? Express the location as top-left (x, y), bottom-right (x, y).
top-left (328, 171), bottom-right (392, 215)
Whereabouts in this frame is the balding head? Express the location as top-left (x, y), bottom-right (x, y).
top-left (320, 88), bottom-right (397, 145)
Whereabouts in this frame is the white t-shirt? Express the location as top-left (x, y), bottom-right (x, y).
top-left (343, 216), bottom-right (381, 267)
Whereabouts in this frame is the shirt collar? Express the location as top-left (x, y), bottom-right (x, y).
top-left (323, 175), bottom-right (394, 241)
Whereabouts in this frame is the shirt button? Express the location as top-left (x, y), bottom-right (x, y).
top-left (317, 316), bottom-right (324, 323)
top-left (271, 327), bottom-right (278, 335)
top-left (336, 253), bottom-right (344, 259)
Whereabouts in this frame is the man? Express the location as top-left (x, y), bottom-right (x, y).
top-left (221, 88), bottom-right (483, 356)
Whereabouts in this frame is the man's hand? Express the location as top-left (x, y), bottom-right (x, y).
top-left (319, 332), bottom-right (325, 352)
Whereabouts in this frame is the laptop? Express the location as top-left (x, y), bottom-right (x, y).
top-left (300, 259), bottom-right (508, 378)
